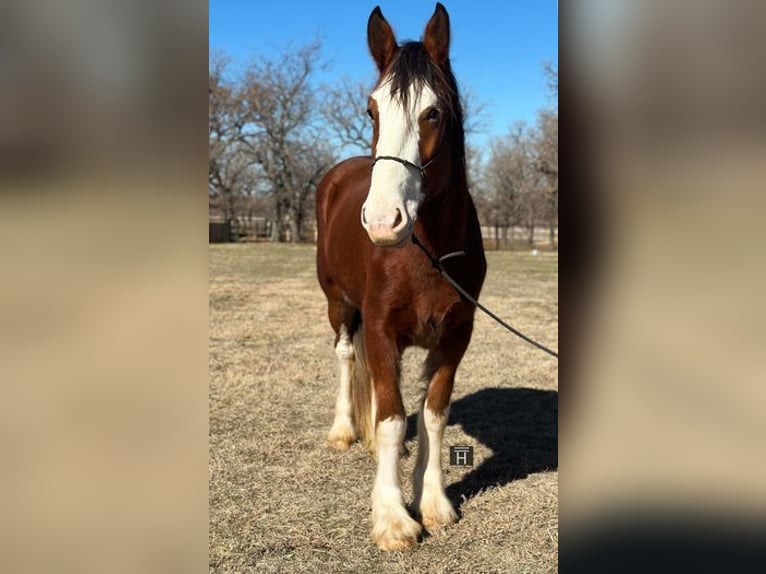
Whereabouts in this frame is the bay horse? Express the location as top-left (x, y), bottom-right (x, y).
top-left (316, 3), bottom-right (486, 550)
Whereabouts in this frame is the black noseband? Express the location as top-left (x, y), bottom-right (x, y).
top-left (370, 154), bottom-right (437, 176)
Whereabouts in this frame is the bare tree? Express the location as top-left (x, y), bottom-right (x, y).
top-left (322, 77), bottom-right (373, 154)
top-left (460, 86), bottom-right (489, 138)
top-left (461, 88), bottom-right (489, 226)
top-left (543, 60), bottom-right (558, 100)
top-left (465, 143), bottom-right (484, 193)
top-left (209, 53), bottom-right (255, 222)
top-left (484, 122), bottom-right (547, 247)
top-left (281, 139), bottom-right (336, 241)
top-left (487, 125), bottom-right (516, 245)
top-left (536, 61), bottom-right (558, 249)
top-left (238, 40), bottom-right (334, 242)
top-left (535, 108), bottom-right (558, 249)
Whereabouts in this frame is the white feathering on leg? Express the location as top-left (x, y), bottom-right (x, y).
top-left (414, 406), bottom-right (457, 530)
top-left (328, 326), bottom-right (356, 450)
top-left (371, 416), bottom-right (421, 550)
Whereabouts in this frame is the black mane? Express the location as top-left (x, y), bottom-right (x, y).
top-left (379, 41), bottom-right (466, 174)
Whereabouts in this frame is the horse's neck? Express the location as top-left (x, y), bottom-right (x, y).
top-left (417, 177), bottom-right (471, 256)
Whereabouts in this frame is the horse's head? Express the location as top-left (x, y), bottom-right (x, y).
top-left (362, 3), bottom-right (457, 247)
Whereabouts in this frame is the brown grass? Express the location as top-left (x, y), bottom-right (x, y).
top-left (209, 243), bottom-right (558, 573)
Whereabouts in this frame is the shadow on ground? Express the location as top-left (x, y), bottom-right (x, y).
top-left (406, 387), bottom-right (558, 512)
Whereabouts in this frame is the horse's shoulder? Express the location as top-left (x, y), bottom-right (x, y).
top-left (318, 156), bottom-right (373, 213)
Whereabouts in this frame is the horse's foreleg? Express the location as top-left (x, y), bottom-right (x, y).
top-left (366, 322), bottom-right (421, 551)
top-left (328, 324), bottom-right (356, 450)
top-left (413, 323), bottom-right (473, 531)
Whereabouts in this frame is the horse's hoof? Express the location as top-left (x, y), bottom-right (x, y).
top-left (420, 495), bottom-right (458, 531)
top-left (327, 424), bottom-right (355, 451)
top-left (328, 438), bottom-right (353, 451)
top-left (371, 500), bottom-right (422, 551)
top-left (375, 532), bottom-right (418, 551)
top-left (372, 516), bottom-right (421, 551)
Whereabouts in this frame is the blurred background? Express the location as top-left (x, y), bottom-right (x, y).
top-left (1, 0), bottom-right (765, 572)
top-left (0, 1), bottom-right (208, 573)
top-left (564, 0), bottom-right (766, 569)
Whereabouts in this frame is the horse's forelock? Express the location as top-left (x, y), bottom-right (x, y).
top-left (381, 42), bottom-right (459, 123)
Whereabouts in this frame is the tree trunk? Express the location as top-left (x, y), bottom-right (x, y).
top-left (289, 217), bottom-right (300, 244)
top-left (549, 223), bottom-right (557, 251)
top-left (270, 203), bottom-right (281, 242)
top-left (223, 187), bottom-right (234, 223)
top-left (528, 222), bottom-right (535, 245)
top-left (271, 197), bottom-right (284, 242)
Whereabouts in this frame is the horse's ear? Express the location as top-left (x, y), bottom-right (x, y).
top-left (423, 2), bottom-right (450, 67)
top-left (368, 6), bottom-right (397, 73)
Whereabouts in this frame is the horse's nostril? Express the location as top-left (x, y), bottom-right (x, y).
top-left (361, 207), bottom-right (368, 225)
top-left (393, 208), bottom-right (403, 229)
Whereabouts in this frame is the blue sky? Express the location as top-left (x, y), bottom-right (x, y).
top-left (209, 1), bottom-right (557, 151)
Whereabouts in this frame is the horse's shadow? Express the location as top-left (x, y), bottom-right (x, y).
top-left (405, 387), bottom-right (558, 513)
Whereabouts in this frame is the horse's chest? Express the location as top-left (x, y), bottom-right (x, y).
top-left (410, 287), bottom-right (462, 348)
top-left (412, 314), bottom-right (446, 348)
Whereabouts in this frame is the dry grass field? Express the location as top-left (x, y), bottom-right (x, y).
top-left (209, 243), bottom-right (558, 573)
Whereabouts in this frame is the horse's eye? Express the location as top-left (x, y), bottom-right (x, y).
top-left (425, 107), bottom-right (441, 123)
top-left (366, 108), bottom-right (374, 120)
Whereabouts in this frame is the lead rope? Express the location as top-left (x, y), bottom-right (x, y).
top-left (411, 233), bottom-right (559, 360)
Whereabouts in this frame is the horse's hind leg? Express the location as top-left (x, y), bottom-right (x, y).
top-left (327, 300), bottom-right (358, 451)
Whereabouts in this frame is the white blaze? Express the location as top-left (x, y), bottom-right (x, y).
top-left (363, 80), bottom-right (437, 244)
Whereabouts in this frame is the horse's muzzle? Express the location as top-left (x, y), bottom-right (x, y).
top-left (361, 205), bottom-right (412, 246)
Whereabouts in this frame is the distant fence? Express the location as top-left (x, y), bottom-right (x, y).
top-left (209, 218), bottom-right (271, 243)
top-left (210, 218), bottom-right (556, 249)
top-left (209, 221), bottom-right (231, 243)
top-left (480, 225), bottom-right (558, 249)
